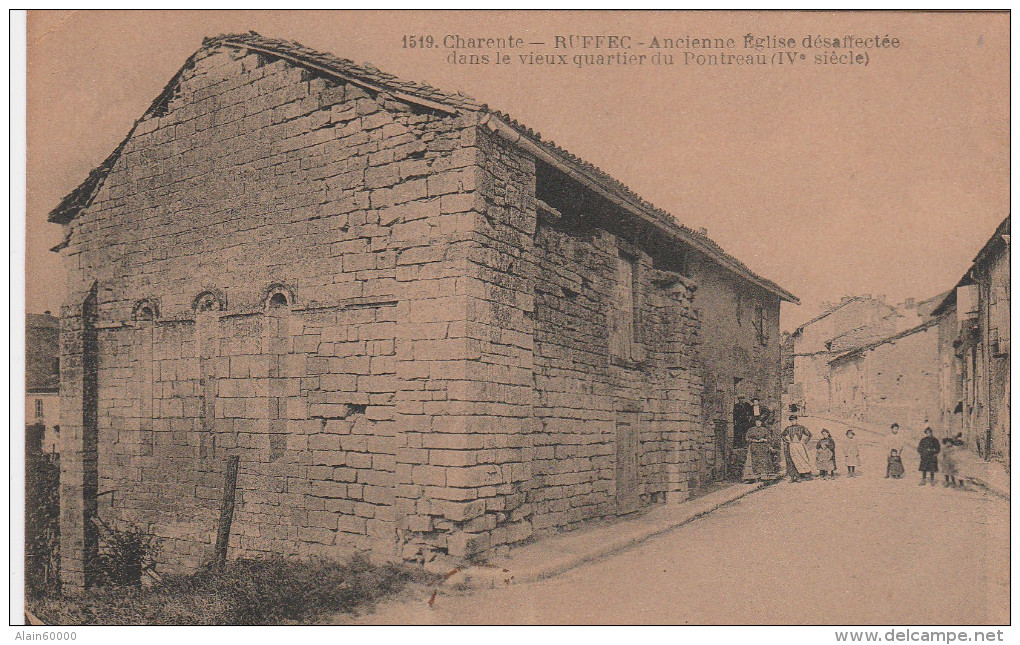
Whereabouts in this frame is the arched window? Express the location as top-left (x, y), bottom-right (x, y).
top-left (263, 285), bottom-right (296, 311)
top-left (269, 292), bottom-right (289, 308)
top-left (193, 290), bottom-right (226, 313)
top-left (133, 299), bottom-right (159, 323)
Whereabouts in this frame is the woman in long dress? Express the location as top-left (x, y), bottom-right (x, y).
top-left (742, 418), bottom-right (771, 482)
top-left (782, 416), bottom-right (813, 482)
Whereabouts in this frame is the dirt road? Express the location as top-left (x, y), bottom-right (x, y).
top-left (344, 416), bottom-right (1009, 624)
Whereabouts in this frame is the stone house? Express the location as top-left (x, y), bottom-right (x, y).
top-left (50, 33), bottom-right (796, 588)
top-left (826, 302), bottom-right (942, 431)
top-left (787, 295), bottom-right (896, 414)
top-left (932, 215), bottom-right (1010, 464)
top-left (790, 293), bottom-right (944, 433)
top-left (26, 312), bottom-right (61, 453)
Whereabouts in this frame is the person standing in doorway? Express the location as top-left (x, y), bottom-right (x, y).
top-left (751, 397), bottom-right (772, 427)
top-left (742, 417), bottom-right (771, 482)
top-left (917, 427), bottom-right (941, 486)
top-left (733, 395), bottom-right (753, 449)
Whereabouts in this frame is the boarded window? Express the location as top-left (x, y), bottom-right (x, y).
top-left (610, 253), bottom-right (637, 360)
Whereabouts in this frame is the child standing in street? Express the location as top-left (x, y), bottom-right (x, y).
top-left (917, 427), bottom-right (941, 486)
top-left (843, 429), bottom-right (861, 477)
top-left (940, 437), bottom-right (964, 488)
top-left (816, 429), bottom-right (836, 479)
top-left (887, 449), bottom-right (905, 479)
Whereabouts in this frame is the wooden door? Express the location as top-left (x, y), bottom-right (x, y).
top-left (615, 412), bottom-right (641, 514)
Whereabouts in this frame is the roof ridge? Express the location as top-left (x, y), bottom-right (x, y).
top-left (48, 31), bottom-right (797, 303)
top-left (829, 317), bottom-right (939, 364)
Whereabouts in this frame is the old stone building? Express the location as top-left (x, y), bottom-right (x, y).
top-left (826, 295), bottom-right (944, 431)
top-left (51, 33), bottom-right (796, 588)
top-left (787, 295), bottom-right (896, 414)
top-left (26, 312), bottom-right (61, 453)
top-left (788, 293), bottom-right (947, 434)
top-left (933, 215), bottom-right (1010, 464)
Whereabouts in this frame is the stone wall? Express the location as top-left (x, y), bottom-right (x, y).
top-left (57, 43), bottom-right (482, 577)
top-left (530, 163), bottom-right (704, 528)
top-left (829, 325), bottom-right (940, 437)
top-left (862, 325), bottom-right (940, 433)
top-left (395, 125), bottom-right (540, 562)
top-left (687, 254), bottom-right (782, 484)
top-left (57, 40), bottom-right (788, 581)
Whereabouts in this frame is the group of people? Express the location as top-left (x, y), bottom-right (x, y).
top-left (775, 417), bottom-right (968, 486)
top-left (889, 423), bottom-right (967, 487)
top-left (778, 415), bottom-right (859, 482)
top-left (734, 398), bottom-right (970, 487)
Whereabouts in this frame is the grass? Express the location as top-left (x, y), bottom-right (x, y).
top-left (27, 554), bottom-right (433, 625)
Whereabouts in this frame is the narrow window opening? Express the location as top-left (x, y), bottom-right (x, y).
top-left (610, 252), bottom-right (638, 361)
top-left (269, 292), bottom-right (289, 308)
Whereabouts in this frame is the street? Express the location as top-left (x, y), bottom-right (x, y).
top-left (344, 416), bottom-right (1009, 625)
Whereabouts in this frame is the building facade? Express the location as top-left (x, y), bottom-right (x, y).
top-left (788, 293), bottom-right (945, 436)
top-left (51, 33), bottom-right (795, 588)
top-left (827, 318), bottom-right (940, 431)
top-left (26, 312), bottom-right (61, 453)
top-left (787, 295), bottom-right (896, 415)
top-left (933, 215), bottom-right (1010, 464)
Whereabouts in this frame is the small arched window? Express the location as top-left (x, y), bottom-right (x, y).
top-left (133, 299), bottom-right (159, 323)
top-left (193, 290), bottom-right (225, 313)
top-left (269, 292), bottom-right (289, 308)
top-left (263, 284), bottom-right (296, 312)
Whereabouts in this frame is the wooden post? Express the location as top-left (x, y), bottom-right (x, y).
top-left (214, 455), bottom-right (239, 566)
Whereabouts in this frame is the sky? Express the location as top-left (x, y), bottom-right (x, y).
top-left (24, 10), bottom-right (1009, 330)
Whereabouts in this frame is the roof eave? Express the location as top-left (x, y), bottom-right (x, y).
top-left (479, 113), bottom-right (799, 304)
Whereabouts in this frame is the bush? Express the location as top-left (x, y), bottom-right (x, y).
top-left (28, 554), bottom-right (428, 625)
top-left (90, 523), bottom-right (160, 587)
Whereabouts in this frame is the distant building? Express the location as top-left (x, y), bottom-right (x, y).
top-left (787, 295), bottom-right (896, 414)
top-left (788, 293), bottom-right (946, 436)
top-left (932, 215), bottom-right (1010, 464)
top-left (826, 293), bottom-right (945, 432)
top-left (26, 312), bottom-right (60, 453)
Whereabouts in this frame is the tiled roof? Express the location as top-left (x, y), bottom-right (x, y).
top-left (48, 32), bottom-right (797, 303)
top-left (791, 296), bottom-right (892, 336)
top-left (829, 317), bottom-right (939, 365)
top-left (206, 32), bottom-right (485, 112)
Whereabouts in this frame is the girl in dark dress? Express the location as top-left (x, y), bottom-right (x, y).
top-left (816, 429), bottom-right (837, 479)
top-left (887, 449), bottom-right (905, 478)
top-left (917, 427), bottom-right (941, 486)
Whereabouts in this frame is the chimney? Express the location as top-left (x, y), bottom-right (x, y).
top-left (904, 298), bottom-right (916, 309)
top-left (841, 296), bottom-right (852, 305)
top-left (876, 294), bottom-right (886, 303)
top-left (697, 227), bottom-right (708, 236)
